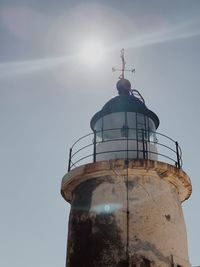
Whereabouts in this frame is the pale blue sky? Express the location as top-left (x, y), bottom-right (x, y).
top-left (0, 0), bottom-right (200, 266)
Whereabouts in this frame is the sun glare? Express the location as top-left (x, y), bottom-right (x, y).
top-left (80, 40), bottom-right (105, 65)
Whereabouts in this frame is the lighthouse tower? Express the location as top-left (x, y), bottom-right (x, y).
top-left (61, 51), bottom-right (192, 267)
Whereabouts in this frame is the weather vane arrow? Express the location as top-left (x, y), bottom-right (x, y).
top-left (112, 48), bottom-right (135, 79)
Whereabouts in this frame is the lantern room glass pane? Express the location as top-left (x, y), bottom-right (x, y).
top-left (102, 112), bottom-right (125, 140)
top-left (148, 118), bottom-right (157, 142)
top-left (137, 113), bottom-right (146, 140)
top-left (127, 112), bottom-right (136, 128)
top-left (127, 112), bottom-right (136, 139)
top-left (94, 118), bottom-right (103, 141)
top-left (137, 113), bottom-right (146, 129)
top-left (148, 118), bottom-right (156, 132)
top-left (94, 118), bottom-right (102, 131)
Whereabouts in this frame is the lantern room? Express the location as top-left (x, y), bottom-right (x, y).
top-left (90, 78), bottom-right (160, 161)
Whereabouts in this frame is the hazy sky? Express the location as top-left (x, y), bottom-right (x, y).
top-left (0, 0), bottom-right (200, 266)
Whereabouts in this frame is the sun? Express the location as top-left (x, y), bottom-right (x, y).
top-left (80, 40), bottom-right (105, 65)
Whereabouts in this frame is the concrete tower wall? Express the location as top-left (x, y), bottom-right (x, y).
top-left (61, 159), bottom-right (191, 267)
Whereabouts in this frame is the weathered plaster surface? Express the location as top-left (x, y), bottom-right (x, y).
top-left (61, 160), bottom-right (192, 267)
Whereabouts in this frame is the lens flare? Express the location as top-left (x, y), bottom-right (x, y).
top-left (90, 203), bottom-right (122, 214)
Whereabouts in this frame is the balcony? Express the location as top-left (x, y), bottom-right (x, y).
top-left (67, 128), bottom-right (182, 172)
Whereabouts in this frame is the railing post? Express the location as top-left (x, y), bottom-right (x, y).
top-left (145, 140), bottom-right (148, 160)
top-left (93, 130), bottom-right (96, 162)
top-left (136, 114), bottom-right (139, 159)
top-left (126, 126), bottom-right (129, 164)
top-left (175, 141), bottom-right (180, 169)
top-left (136, 131), bottom-right (139, 159)
top-left (146, 130), bottom-right (149, 160)
top-left (142, 129), bottom-right (146, 159)
top-left (68, 148), bottom-right (72, 172)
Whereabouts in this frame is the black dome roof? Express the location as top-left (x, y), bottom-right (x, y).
top-left (90, 95), bottom-right (159, 130)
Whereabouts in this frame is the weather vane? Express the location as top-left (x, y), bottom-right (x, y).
top-left (112, 48), bottom-right (135, 79)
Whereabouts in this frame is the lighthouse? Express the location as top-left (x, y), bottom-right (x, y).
top-left (61, 50), bottom-right (192, 267)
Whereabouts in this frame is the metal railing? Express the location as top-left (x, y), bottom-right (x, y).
top-left (67, 128), bottom-right (182, 172)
